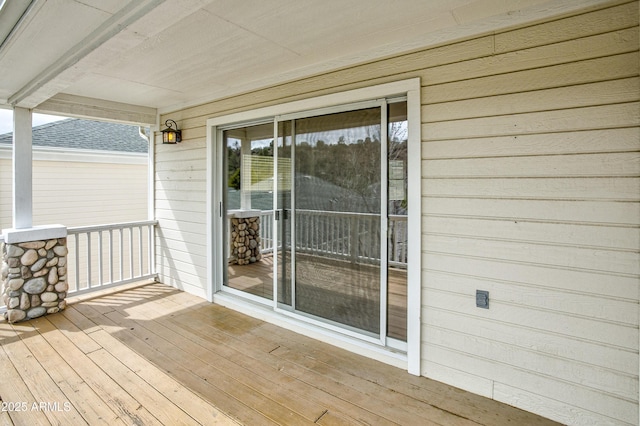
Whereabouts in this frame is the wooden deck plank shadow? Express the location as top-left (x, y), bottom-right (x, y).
top-left (0, 281), bottom-right (561, 425)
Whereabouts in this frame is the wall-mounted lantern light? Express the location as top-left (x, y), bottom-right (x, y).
top-left (161, 119), bottom-right (182, 144)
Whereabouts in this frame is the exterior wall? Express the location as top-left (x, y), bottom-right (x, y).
top-left (0, 149), bottom-right (148, 230)
top-left (156, 1), bottom-right (639, 424)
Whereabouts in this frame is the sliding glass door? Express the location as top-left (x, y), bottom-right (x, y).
top-left (220, 100), bottom-right (408, 345)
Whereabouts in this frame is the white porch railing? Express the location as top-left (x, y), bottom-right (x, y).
top-left (1, 220), bottom-right (157, 312)
top-left (66, 220), bottom-right (157, 296)
top-left (256, 210), bottom-right (408, 267)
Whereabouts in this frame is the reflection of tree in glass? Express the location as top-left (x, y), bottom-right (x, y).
top-left (388, 120), bottom-right (408, 212)
top-left (227, 140), bottom-right (241, 189)
top-left (294, 126), bottom-right (382, 213)
top-left (226, 112), bottom-right (409, 213)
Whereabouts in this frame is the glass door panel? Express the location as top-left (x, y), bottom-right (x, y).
top-left (223, 122), bottom-right (275, 301)
top-left (276, 120), bottom-right (293, 307)
top-left (387, 101), bottom-right (408, 342)
top-left (287, 107), bottom-right (383, 335)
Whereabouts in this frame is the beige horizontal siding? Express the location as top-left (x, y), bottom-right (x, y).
top-left (155, 1), bottom-right (639, 424)
top-left (424, 52), bottom-right (639, 103)
top-left (419, 2), bottom-right (639, 424)
top-left (154, 126), bottom-right (208, 300)
top-left (1, 158), bottom-right (148, 230)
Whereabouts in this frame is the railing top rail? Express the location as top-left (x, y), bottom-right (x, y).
top-left (249, 209), bottom-right (407, 220)
top-left (294, 209), bottom-right (380, 218)
top-left (243, 209), bottom-right (407, 220)
top-left (68, 220), bottom-right (158, 234)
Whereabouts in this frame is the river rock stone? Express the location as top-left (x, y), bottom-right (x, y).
top-left (53, 246), bottom-right (68, 256)
top-left (8, 297), bottom-right (19, 309)
top-left (48, 267), bottom-right (59, 285)
top-left (21, 266), bottom-right (32, 279)
top-left (6, 309), bottom-right (26, 323)
top-left (55, 281), bottom-right (68, 292)
top-left (41, 292), bottom-right (58, 303)
top-left (27, 306), bottom-right (47, 319)
top-left (21, 249), bottom-right (38, 266)
top-left (23, 277), bottom-right (47, 294)
top-left (30, 257), bottom-right (48, 272)
top-left (20, 292), bottom-right (30, 310)
top-left (8, 278), bottom-right (24, 291)
top-left (32, 269), bottom-right (48, 278)
top-left (19, 241), bottom-right (45, 250)
top-left (6, 245), bottom-right (25, 257)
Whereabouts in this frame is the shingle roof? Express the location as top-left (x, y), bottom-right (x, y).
top-left (0, 118), bottom-right (148, 153)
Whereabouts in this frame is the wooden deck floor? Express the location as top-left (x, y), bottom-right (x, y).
top-left (228, 254), bottom-right (408, 340)
top-left (0, 281), bottom-right (560, 425)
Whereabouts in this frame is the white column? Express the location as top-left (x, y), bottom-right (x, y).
top-left (12, 107), bottom-right (33, 229)
top-left (240, 137), bottom-right (251, 210)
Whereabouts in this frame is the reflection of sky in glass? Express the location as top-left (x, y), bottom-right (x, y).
top-left (229, 120), bottom-right (408, 149)
top-left (296, 126), bottom-right (380, 146)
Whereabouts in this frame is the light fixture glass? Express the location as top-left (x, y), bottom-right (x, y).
top-left (161, 119), bottom-right (182, 144)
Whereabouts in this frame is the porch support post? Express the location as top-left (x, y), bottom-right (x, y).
top-left (240, 137), bottom-right (251, 210)
top-left (12, 107), bottom-right (33, 229)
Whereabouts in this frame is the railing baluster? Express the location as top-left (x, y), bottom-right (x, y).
top-left (98, 231), bottom-right (103, 286)
top-left (128, 227), bottom-right (134, 280)
top-left (138, 226), bottom-right (143, 278)
top-left (350, 216), bottom-right (357, 264)
top-left (108, 229), bottom-right (113, 284)
top-left (74, 234), bottom-right (80, 292)
top-left (86, 232), bottom-right (92, 289)
top-left (147, 224), bottom-right (153, 275)
top-left (119, 228), bottom-right (124, 281)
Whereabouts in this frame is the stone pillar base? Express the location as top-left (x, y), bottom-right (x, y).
top-left (228, 213), bottom-right (262, 266)
top-left (2, 237), bottom-right (68, 323)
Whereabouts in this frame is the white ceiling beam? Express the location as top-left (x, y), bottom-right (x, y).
top-left (36, 93), bottom-right (157, 126)
top-left (0, 0), bottom-right (45, 62)
top-left (8, 0), bottom-right (166, 108)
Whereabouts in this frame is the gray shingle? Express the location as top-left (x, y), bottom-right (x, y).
top-left (0, 118), bottom-right (148, 153)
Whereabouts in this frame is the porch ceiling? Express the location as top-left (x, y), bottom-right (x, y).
top-left (0, 0), bottom-right (611, 124)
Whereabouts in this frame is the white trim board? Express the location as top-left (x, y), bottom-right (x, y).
top-left (206, 78), bottom-right (422, 374)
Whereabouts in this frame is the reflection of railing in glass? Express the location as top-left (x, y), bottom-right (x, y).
top-left (256, 210), bottom-right (407, 266)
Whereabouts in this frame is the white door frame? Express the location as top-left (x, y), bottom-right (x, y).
top-left (206, 78), bottom-right (422, 374)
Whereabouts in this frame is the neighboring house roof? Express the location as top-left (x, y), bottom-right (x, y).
top-left (0, 118), bottom-right (148, 153)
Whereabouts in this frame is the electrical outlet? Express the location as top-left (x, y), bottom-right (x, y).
top-left (476, 290), bottom-right (489, 309)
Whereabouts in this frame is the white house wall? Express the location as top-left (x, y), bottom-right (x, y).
top-left (0, 151), bottom-right (148, 229)
top-left (155, 1), bottom-right (640, 424)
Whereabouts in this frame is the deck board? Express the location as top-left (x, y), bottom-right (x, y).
top-left (0, 281), bottom-right (561, 425)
